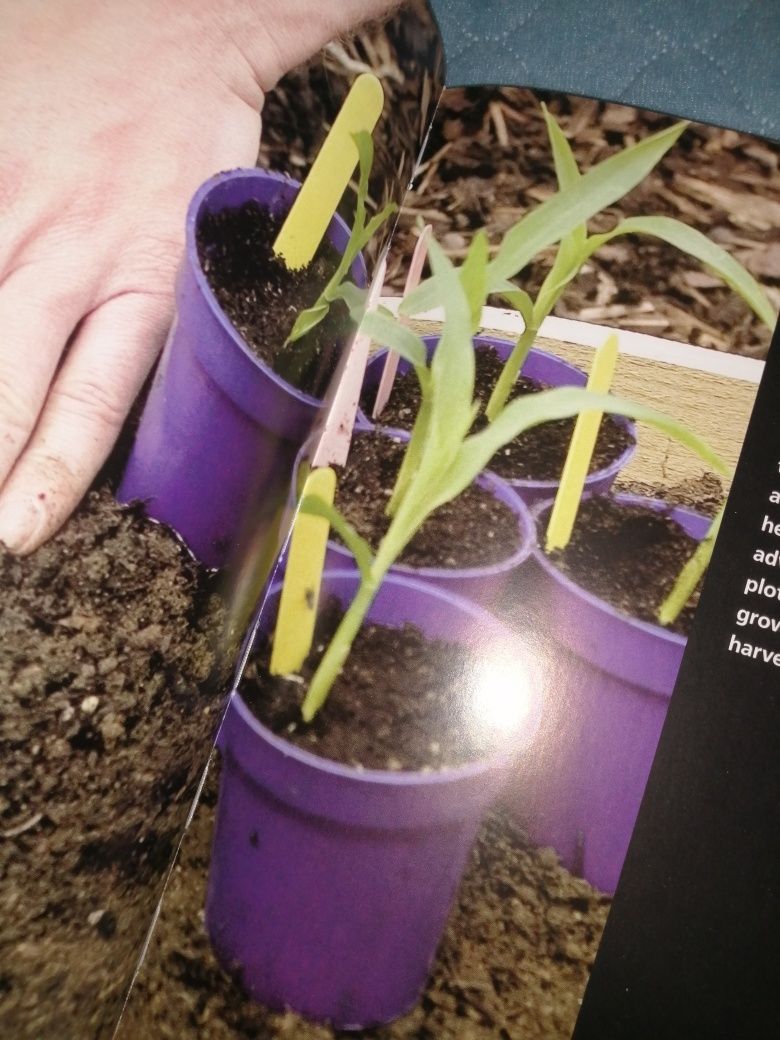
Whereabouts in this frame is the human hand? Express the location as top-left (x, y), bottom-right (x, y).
top-left (0, 0), bottom-right (396, 553)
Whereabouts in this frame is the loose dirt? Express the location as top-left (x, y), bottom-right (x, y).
top-left (0, 490), bottom-right (225, 1039)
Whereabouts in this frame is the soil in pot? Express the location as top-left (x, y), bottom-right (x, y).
top-left (118, 763), bottom-right (612, 1040)
top-left (245, 596), bottom-right (514, 771)
top-left (197, 200), bottom-right (354, 398)
top-left (363, 346), bottom-right (633, 481)
top-left (544, 495), bottom-right (703, 637)
top-left (329, 429), bottom-right (522, 571)
top-left (0, 489), bottom-right (226, 1040)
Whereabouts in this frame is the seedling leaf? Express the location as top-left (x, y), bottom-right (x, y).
top-left (286, 130), bottom-right (395, 346)
top-left (498, 287), bottom-right (535, 328)
top-left (358, 310), bottom-right (429, 372)
top-left (585, 215), bottom-right (777, 329)
top-left (657, 506), bottom-right (723, 626)
top-left (487, 120), bottom-right (687, 285)
top-left (300, 494), bottom-right (375, 583)
top-left (459, 229), bottom-right (490, 332)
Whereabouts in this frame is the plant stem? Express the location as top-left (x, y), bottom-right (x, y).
top-left (486, 325), bottom-right (537, 421)
top-left (657, 507), bottom-right (723, 626)
top-left (300, 568), bottom-right (382, 722)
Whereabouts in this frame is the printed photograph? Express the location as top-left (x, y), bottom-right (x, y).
top-left (117, 40), bottom-right (778, 1040)
top-left (2, 2), bottom-right (778, 1039)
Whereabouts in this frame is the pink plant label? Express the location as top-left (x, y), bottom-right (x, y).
top-left (372, 224), bottom-right (432, 419)
top-left (311, 257), bottom-right (387, 469)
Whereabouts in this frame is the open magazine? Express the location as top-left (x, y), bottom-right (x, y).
top-left (2, 3), bottom-right (778, 1038)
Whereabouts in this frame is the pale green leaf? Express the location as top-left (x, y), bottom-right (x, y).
top-left (358, 311), bottom-right (429, 372)
top-left (427, 386), bottom-right (730, 516)
top-left (585, 215), bottom-right (776, 329)
top-left (542, 102), bottom-right (586, 253)
top-left (299, 494), bottom-right (375, 582)
top-left (459, 229), bottom-right (489, 332)
top-left (657, 506), bottom-right (723, 626)
top-left (499, 288), bottom-right (535, 329)
top-left (387, 393), bottom-right (432, 515)
top-left (488, 121), bottom-right (687, 284)
top-left (329, 280), bottom-right (367, 317)
top-left (426, 239), bottom-right (476, 455)
top-left (286, 302), bottom-right (330, 344)
top-left (352, 130), bottom-right (373, 215)
top-left (398, 270), bottom-right (442, 317)
top-left (358, 201), bottom-right (399, 250)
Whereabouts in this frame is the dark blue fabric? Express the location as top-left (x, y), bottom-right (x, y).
top-left (428, 0), bottom-right (780, 140)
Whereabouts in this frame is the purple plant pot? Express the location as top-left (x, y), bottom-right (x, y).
top-left (293, 427), bottom-right (536, 611)
top-left (514, 493), bottom-right (710, 894)
top-left (118, 168), bottom-right (366, 568)
top-left (362, 334), bottom-right (636, 508)
top-left (205, 570), bottom-right (541, 1029)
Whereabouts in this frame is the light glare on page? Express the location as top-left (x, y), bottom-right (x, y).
top-left (467, 656), bottom-right (534, 735)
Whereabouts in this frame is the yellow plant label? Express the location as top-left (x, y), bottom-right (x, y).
top-left (269, 466), bottom-right (337, 676)
top-left (273, 73), bottom-right (384, 270)
top-left (545, 333), bottom-right (620, 552)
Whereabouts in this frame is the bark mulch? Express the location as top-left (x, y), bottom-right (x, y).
top-left (258, 1), bottom-right (779, 358)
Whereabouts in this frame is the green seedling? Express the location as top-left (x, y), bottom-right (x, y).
top-left (292, 240), bottom-right (730, 720)
top-left (285, 131), bottom-right (397, 347)
top-left (658, 505), bottom-right (724, 626)
top-left (398, 110), bottom-right (776, 422)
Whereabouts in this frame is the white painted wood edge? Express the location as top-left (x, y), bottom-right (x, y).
top-left (379, 298), bottom-right (766, 386)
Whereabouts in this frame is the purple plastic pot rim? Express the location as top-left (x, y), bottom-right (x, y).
top-left (463, 335), bottom-right (637, 488)
top-left (224, 687), bottom-right (515, 790)
top-left (325, 425), bottom-right (537, 580)
top-left (367, 333), bottom-right (636, 489)
top-left (530, 492), bottom-right (707, 653)
top-left (223, 568), bottom-right (525, 788)
top-left (474, 334), bottom-right (637, 488)
top-left (186, 167), bottom-right (364, 411)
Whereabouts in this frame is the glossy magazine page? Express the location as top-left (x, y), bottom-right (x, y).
top-left (118, 61), bottom-right (778, 1040)
top-left (3, 1), bottom-right (777, 1037)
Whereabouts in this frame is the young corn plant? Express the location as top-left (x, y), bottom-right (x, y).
top-left (399, 110), bottom-right (777, 421)
top-left (657, 504), bottom-right (724, 626)
top-left (285, 131), bottom-right (397, 346)
top-left (294, 240), bottom-right (731, 721)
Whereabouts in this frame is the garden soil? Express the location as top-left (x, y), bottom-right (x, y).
top-left (333, 430), bottom-right (522, 569)
top-left (198, 201), bottom-right (350, 398)
top-left (245, 598), bottom-right (518, 770)
top-left (365, 347), bottom-right (634, 482)
top-left (118, 764), bottom-right (611, 1040)
top-left (0, 490), bottom-right (226, 1040)
top-left (546, 495), bottom-right (702, 637)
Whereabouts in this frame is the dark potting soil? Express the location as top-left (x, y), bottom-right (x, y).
top-left (364, 346), bottom-right (633, 482)
top-left (333, 429), bottom-right (522, 569)
top-left (119, 763), bottom-right (611, 1040)
top-left (197, 200), bottom-right (353, 398)
top-left (244, 598), bottom-right (516, 772)
top-left (546, 495), bottom-right (703, 637)
top-left (0, 489), bottom-right (225, 1040)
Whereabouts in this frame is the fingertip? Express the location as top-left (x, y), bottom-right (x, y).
top-left (0, 495), bottom-right (48, 555)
